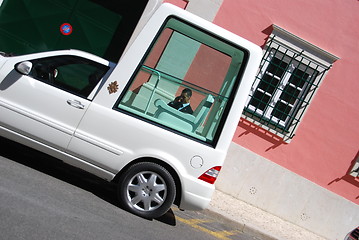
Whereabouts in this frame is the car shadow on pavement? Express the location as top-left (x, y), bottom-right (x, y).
top-left (0, 136), bottom-right (177, 226)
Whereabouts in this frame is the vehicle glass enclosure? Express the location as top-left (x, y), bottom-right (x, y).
top-left (116, 17), bottom-right (248, 145)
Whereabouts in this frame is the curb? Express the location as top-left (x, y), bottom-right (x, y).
top-left (208, 190), bottom-right (326, 240)
top-left (207, 206), bottom-right (280, 240)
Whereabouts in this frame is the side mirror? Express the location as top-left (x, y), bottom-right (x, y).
top-left (15, 61), bottom-right (33, 75)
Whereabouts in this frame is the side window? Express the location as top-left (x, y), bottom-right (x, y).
top-left (115, 17), bottom-right (248, 146)
top-left (29, 55), bottom-right (109, 98)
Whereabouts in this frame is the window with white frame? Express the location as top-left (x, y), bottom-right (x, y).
top-left (244, 25), bottom-right (339, 141)
top-left (349, 153), bottom-right (359, 178)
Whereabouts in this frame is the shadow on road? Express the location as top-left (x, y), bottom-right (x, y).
top-left (0, 136), bottom-right (177, 226)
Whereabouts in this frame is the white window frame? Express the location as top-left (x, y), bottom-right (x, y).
top-left (244, 24), bottom-right (339, 142)
top-left (350, 153), bottom-right (359, 178)
top-left (247, 50), bottom-right (319, 129)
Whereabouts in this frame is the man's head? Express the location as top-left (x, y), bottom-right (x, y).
top-left (180, 88), bottom-right (192, 103)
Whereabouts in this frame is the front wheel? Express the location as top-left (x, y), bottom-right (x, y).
top-left (117, 162), bottom-right (176, 219)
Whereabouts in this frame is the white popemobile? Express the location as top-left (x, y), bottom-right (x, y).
top-left (0, 4), bottom-right (261, 218)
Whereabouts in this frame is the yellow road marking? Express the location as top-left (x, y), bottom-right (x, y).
top-left (178, 218), bottom-right (212, 225)
top-left (176, 216), bottom-right (240, 240)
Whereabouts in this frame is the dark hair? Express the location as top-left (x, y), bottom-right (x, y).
top-left (182, 88), bottom-right (192, 98)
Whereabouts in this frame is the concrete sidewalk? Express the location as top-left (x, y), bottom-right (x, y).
top-left (208, 190), bottom-right (327, 240)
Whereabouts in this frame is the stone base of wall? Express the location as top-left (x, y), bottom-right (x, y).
top-left (216, 143), bottom-right (359, 240)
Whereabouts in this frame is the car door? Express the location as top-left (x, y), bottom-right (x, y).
top-left (0, 53), bottom-right (109, 151)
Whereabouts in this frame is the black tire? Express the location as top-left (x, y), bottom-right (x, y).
top-left (117, 162), bottom-right (176, 219)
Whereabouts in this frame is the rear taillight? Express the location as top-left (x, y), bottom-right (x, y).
top-left (198, 166), bottom-right (221, 184)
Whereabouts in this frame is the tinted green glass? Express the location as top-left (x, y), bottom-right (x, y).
top-left (0, 0), bottom-right (148, 62)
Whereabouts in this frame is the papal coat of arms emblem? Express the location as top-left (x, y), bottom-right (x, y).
top-left (107, 81), bottom-right (119, 94)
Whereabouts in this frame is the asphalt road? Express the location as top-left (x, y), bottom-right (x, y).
top-left (0, 137), bottom-right (264, 240)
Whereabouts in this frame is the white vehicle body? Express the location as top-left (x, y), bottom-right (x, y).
top-left (0, 4), bottom-right (261, 218)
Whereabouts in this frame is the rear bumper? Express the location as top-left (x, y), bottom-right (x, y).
top-left (179, 175), bottom-right (215, 211)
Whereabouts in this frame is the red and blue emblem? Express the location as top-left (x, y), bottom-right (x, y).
top-left (60, 23), bottom-right (73, 35)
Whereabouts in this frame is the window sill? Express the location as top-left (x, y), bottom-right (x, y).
top-left (241, 112), bottom-right (294, 143)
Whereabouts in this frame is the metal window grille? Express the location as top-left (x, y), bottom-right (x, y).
top-left (244, 35), bottom-right (331, 139)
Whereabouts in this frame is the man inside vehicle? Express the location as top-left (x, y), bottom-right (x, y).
top-left (168, 88), bottom-right (194, 114)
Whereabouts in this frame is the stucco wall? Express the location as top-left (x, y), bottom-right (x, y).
top-left (213, 0), bottom-right (359, 205)
top-left (216, 143), bottom-right (359, 239)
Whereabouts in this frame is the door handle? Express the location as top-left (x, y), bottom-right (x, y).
top-left (67, 100), bottom-right (85, 109)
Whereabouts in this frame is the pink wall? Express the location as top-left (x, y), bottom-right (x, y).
top-left (163, 0), bottom-right (188, 9)
top-left (214, 0), bottom-right (359, 203)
